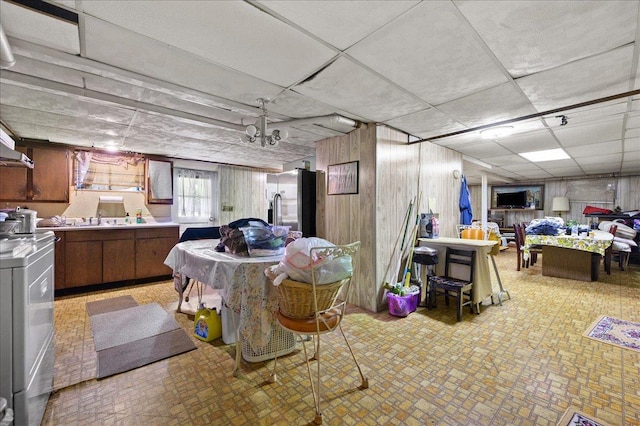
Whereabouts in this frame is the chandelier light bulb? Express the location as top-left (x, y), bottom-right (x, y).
top-left (245, 125), bottom-right (257, 137)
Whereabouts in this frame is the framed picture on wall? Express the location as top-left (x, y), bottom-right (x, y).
top-left (327, 161), bottom-right (359, 195)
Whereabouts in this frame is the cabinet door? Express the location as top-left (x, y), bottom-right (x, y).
top-left (0, 146), bottom-right (28, 201)
top-left (103, 239), bottom-right (136, 282)
top-left (135, 237), bottom-right (175, 279)
top-left (31, 147), bottom-right (69, 201)
top-left (65, 241), bottom-right (103, 288)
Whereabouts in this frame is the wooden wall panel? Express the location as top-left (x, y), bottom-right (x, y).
top-left (374, 126), bottom-right (420, 311)
top-left (317, 124), bottom-right (463, 312)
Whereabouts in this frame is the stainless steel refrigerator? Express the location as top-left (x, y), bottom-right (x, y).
top-left (267, 169), bottom-right (316, 236)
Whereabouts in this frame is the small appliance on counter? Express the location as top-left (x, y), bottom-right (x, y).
top-left (6, 207), bottom-right (37, 234)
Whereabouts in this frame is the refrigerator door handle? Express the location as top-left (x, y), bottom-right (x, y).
top-left (273, 193), bottom-right (282, 226)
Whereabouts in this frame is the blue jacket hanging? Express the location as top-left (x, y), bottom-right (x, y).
top-left (459, 175), bottom-right (473, 225)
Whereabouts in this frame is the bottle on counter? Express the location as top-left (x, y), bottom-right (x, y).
top-left (136, 209), bottom-right (142, 224)
top-left (125, 212), bottom-right (130, 224)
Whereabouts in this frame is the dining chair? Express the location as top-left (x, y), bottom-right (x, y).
top-left (513, 223), bottom-right (540, 270)
top-left (427, 248), bottom-right (476, 321)
top-left (512, 224), bottom-right (527, 270)
top-left (269, 241), bottom-right (368, 425)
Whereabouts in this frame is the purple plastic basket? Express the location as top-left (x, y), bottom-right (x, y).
top-left (387, 292), bottom-right (419, 317)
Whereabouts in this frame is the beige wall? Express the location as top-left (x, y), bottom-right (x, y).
top-left (316, 124), bottom-right (463, 312)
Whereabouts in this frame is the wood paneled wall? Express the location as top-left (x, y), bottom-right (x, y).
top-left (316, 124), bottom-right (463, 312)
top-left (470, 175), bottom-right (640, 227)
top-left (218, 164), bottom-right (268, 224)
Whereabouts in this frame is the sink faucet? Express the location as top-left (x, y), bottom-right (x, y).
top-left (97, 212), bottom-right (102, 225)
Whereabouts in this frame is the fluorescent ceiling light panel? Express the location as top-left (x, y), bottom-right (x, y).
top-left (519, 148), bottom-right (570, 162)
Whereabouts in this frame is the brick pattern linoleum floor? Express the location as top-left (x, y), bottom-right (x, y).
top-left (45, 249), bottom-right (640, 426)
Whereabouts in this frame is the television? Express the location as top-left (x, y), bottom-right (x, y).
top-left (496, 190), bottom-right (528, 209)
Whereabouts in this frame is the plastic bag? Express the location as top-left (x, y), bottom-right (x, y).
top-left (279, 237), bottom-right (353, 285)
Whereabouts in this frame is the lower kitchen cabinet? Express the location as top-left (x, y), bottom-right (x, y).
top-left (103, 239), bottom-right (136, 283)
top-left (135, 227), bottom-right (179, 279)
top-left (55, 226), bottom-right (178, 290)
top-left (65, 240), bottom-right (103, 288)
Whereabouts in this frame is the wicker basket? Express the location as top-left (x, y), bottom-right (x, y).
top-left (276, 278), bottom-right (349, 319)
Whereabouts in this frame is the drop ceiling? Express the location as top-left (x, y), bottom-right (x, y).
top-left (0, 0), bottom-right (638, 184)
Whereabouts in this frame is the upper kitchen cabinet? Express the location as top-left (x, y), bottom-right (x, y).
top-left (146, 158), bottom-right (173, 204)
top-left (0, 144), bottom-right (70, 202)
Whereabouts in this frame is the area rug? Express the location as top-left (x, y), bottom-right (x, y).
top-left (86, 295), bottom-right (139, 316)
top-left (88, 299), bottom-right (196, 378)
top-left (557, 407), bottom-right (613, 426)
top-left (583, 315), bottom-right (640, 352)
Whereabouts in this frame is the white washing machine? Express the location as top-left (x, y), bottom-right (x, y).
top-left (0, 231), bottom-right (55, 426)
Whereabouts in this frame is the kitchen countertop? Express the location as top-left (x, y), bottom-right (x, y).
top-left (37, 221), bottom-right (180, 231)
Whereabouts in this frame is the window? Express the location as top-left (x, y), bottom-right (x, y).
top-left (174, 167), bottom-right (218, 224)
top-left (74, 151), bottom-right (144, 191)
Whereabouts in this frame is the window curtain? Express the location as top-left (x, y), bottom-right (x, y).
top-left (74, 151), bottom-right (144, 190)
top-left (176, 168), bottom-right (216, 220)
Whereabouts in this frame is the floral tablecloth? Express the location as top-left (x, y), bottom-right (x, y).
top-left (524, 232), bottom-right (613, 260)
top-left (164, 239), bottom-right (282, 351)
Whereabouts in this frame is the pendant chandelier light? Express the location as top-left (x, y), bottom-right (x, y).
top-left (242, 98), bottom-right (288, 147)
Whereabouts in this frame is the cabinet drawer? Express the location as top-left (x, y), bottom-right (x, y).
top-left (66, 229), bottom-right (135, 242)
top-left (135, 227), bottom-right (179, 239)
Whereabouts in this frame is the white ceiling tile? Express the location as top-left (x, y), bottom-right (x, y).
top-left (293, 57), bottom-right (427, 122)
top-left (0, 105), bottom-right (128, 137)
top-left (256, 1), bottom-right (420, 50)
top-left (545, 167), bottom-right (586, 177)
top-left (626, 128), bottom-right (640, 140)
top-left (1, 1), bottom-right (80, 54)
top-left (621, 155), bottom-right (640, 172)
top-left (81, 1), bottom-right (336, 87)
top-left (266, 91), bottom-right (349, 119)
top-left (0, 83), bottom-right (137, 124)
top-left (347, 1), bottom-right (508, 105)
top-left (624, 136), bottom-right (640, 152)
top-left (130, 112), bottom-right (242, 143)
top-left (387, 108), bottom-right (465, 138)
top-left (575, 153), bottom-right (623, 166)
top-left (545, 100), bottom-right (629, 128)
top-left (517, 46), bottom-right (635, 111)
top-left (554, 120), bottom-right (624, 147)
top-left (437, 82), bottom-right (537, 128)
top-left (454, 141), bottom-right (513, 158)
top-left (83, 16), bottom-right (284, 106)
top-left (495, 130), bottom-right (558, 154)
top-left (8, 54), bottom-right (84, 88)
top-left (566, 140), bottom-right (623, 158)
top-left (581, 164), bottom-right (622, 174)
top-left (456, 0), bottom-right (638, 77)
top-left (486, 154), bottom-right (528, 167)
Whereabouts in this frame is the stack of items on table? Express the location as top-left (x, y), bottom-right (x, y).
top-left (583, 206), bottom-right (639, 266)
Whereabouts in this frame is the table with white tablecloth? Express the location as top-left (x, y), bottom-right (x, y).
top-left (164, 239), bottom-right (284, 363)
